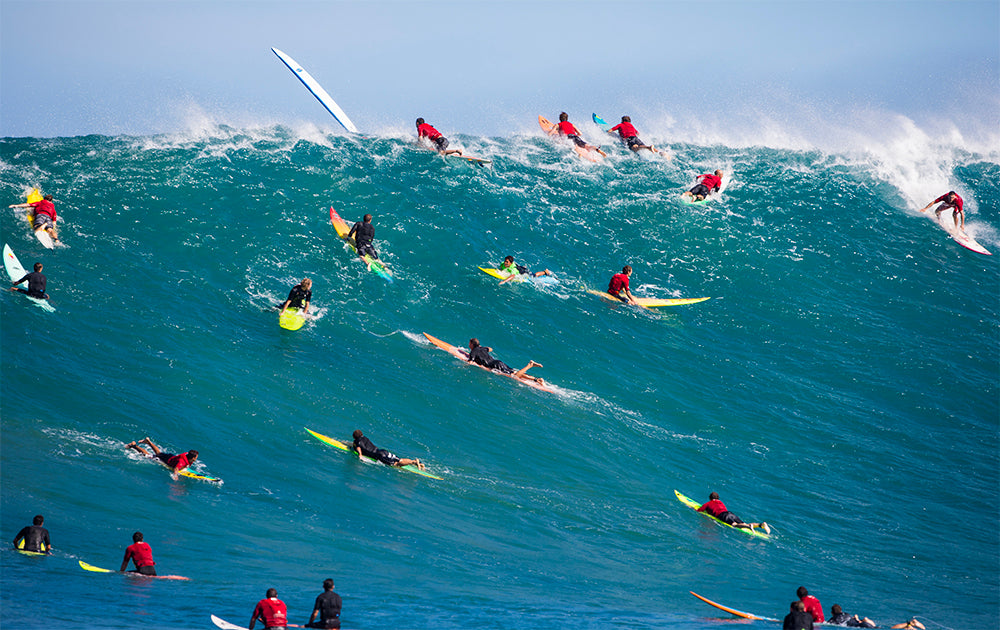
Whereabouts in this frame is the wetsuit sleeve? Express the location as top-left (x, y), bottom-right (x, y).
top-left (13, 527), bottom-right (27, 545)
top-left (696, 503), bottom-right (707, 512)
top-left (12, 275), bottom-right (28, 285)
top-left (347, 222), bottom-right (358, 239)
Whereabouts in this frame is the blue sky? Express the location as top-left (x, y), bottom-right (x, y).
top-left (1, 0), bottom-right (997, 142)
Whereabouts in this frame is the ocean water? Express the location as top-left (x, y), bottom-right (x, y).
top-left (1, 124), bottom-right (997, 630)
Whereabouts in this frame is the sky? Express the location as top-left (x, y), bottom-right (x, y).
top-left (1, 0), bottom-right (998, 145)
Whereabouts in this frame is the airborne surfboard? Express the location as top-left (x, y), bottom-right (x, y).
top-left (271, 48), bottom-right (358, 133)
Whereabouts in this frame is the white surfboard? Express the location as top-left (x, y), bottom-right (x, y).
top-left (271, 47), bottom-right (359, 133)
top-left (936, 214), bottom-right (991, 255)
top-left (3, 243), bottom-right (54, 312)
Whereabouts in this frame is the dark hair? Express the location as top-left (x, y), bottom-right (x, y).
top-left (33, 515), bottom-right (44, 526)
top-left (709, 492), bottom-right (719, 501)
top-left (622, 265), bottom-right (632, 274)
top-left (323, 578), bottom-right (335, 590)
top-left (33, 263), bottom-right (43, 272)
top-left (559, 112), bottom-right (568, 122)
top-left (266, 587), bottom-right (277, 598)
top-left (415, 118), bottom-right (425, 126)
top-left (469, 338), bottom-right (480, 348)
top-left (43, 194), bottom-right (53, 201)
top-left (363, 214), bottom-right (372, 222)
top-left (797, 586), bottom-right (809, 598)
top-left (352, 430), bottom-right (363, 440)
top-left (132, 531), bottom-right (144, 542)
top-left (622, 116), bottom-right (631, 122)
top-left (503, 256), bottom-right (514, 264)
top-left (187, 450), bottom-right (199, 458)
top-left (831, 604), bottom-right (843, 615)
top-left (792, 601), bottom-right (805, 612)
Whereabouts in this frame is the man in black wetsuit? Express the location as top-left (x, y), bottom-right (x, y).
top-left (467, 338), bottom-right (544, 383)
top-left (13, 514), bottom-right (51, 554)
top-left (347, 214), bottom-right (379, 261)
top-left (306, 578), bottom-right (343, 628)
top-left (351, 430), bottom-right (425, 470)
top-left (280, 278), bottom-right (312, 317)
top-left (10, 262), bottom-right (48, 300)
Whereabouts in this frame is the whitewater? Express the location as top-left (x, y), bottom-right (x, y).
top-left (1, 117), bottom-right (997, 630)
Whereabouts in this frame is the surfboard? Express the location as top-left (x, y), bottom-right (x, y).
top-left (3, 244), bottom-right (55, 312)
top-left (592, 113), bottom-right (609, 129)
top-left (675, 490), bottom-right (770, 539)
top-left (448, 153), bottom-right (492, 167)
top-left (422, 332), bottom-right (555, 393)
top-left (15, 540), bottom-right (48, 556)
top-left (689, 591), bottom-right (777, 621)
top-left (329, 207), bottom-right (394, 282)
top-left (211, 615), bottom-right (305, 630)
top-left (305, 428), bottom-right (443, 480)
top-left (271, 47), bottom-right (359, 133)
top-left (147, 452), bottom-right (222, 483)
top-left (479, 266), bottom-right (557, 285)
top-left (279, 307), bottom-right (307, 331)
top-left (935, 214), bottom-right (991, 255)
top-left (23, 189), bottom-right (55, 248)
top-left (587, 289), bottom-right (710, 308)
top-left (79, 560), bottom-right (190, 580)
top-left (538, 115), bottom-right (602, 163)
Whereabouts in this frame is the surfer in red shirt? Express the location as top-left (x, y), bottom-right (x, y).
top-left (249, 588), bottom-right (288, 630)
top-left (607, 265), bottom-right (639, 305)
top-left (120, 531), bottom-right (157, 576)
top-left (416, 118), bottom-right (462, 156)
top-left (126, 437), bottom-right (199, 480)
top-left (607, 116), bottom-right (659, 154)
top-left (9, 193), bottom-right (59, 243)
top-left (796, 586), bottom-right (824, 623)
top-left (682, 170), bottom-right (724, 201)
top-left (919, 191), bottom-right (965, 231)
top-left (697, 492), bottom-right (771, 534)
top-left (549, 112), bottom-right (607, 157)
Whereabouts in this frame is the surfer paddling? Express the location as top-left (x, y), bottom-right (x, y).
top-left (346, 215), bottom-right (380, 267)
top-left (280, 278), bottom-right (312, 317)
top-left (10, 193), bottom-right (59, 244)
top-left (919, 191), bottom-right (965, 232)
top-left (416, 118), bottom-right (462, 156)
top-left (467, 338), bottom-right (545, 384)
top-left (549, 112), bottom-right (607, 157)
top-left (126, 437), bottom-right (199, 480)
top-left (697, 492), bottom-right (771, 535)
top-left (682, 170), bottom-right (724, 202)
top-left (497, 256), bottom-right (552, 284)
top-left (607, 116), bottom-right (660, 154)
top-left (352, 430), bottom-right (426, 471)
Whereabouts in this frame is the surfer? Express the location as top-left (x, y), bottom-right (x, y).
top-left (347, 215), bottom-right (380, 264)
top-left (919, 191), bottom-right (965, 231)
top-left (9, 193), bottom-right (59, 244)
top-left (125, 437), bottom-right (199, 480)
top-left (467, 338), bottom-right (545, 384)
top-left (697, 492), bottom-right (772, 535)
top-left (607, 265), bottom-right (639, 305)
top-left (549, 112), bottom-right (607, 157)
top-left (828, 604), bottom-right (876, 628)
top-left (250, 587), bottom-right (288, 630)
top-left (13, 514), bottom-right (51, 554)
top-left (9, 261), bottom-right (49, 300)
top-left (498, 256), bottom-right (552, 284)
top-left (682, 170), bottom-right (724, 201)
top-left (280, 278), bottom-right (312, 317)
top-left (119, 531), bottom-right (157, 575)
top-left (306, 578), bottom-right (343, 629)
top-left (416, 118), bottom-right (462, 156)
top-left (351, 430), bottom-right (426, 471)
top-left (607, 116), bottom-right (659, 154)
top-left (784, 601), bottom-right (814, 630)
top-left (796, 586), bottom-right (824, 623)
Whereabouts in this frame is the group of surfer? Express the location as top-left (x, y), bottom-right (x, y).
top-left (248, 582), bottom-right (344, 629)
top-left (782, 585), bottom-right (924, 629)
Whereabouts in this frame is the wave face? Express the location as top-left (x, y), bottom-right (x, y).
top-left (2, 127), bottom-right (997, 630)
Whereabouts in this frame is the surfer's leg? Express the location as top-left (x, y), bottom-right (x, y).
top-left (139, 438), bottom-right (162, 455)
top-left (126, 441), bottom-right (152, 457)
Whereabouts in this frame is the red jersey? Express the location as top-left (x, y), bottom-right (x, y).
top-left (557, 121), bottom-right (578, 136)
top-left (934, 193), bottom-right (963, 212)
top-left (166, 452), bottom-right (190, 470)
top-left (29, 199), bottom-right (56, 222)
top-left (124, 541), bottom-right (155, 568)
top-left (800, 595), bottom-right (824, 622)
top-left (608, 273), bottom-right (630, 294)
top-left (698, 174), bottom-right (722, 191)
top-left (610, 122), bottom-right (638, 138)
top-left (253, 597), bottom-right (288, 627)
top-left (697, 499), bottom-right (727, 518)
top-left (417, 123), bottom-right (442, 140)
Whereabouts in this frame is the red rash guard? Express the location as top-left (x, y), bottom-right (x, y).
top-left (124, 542), bottom-right (155, 568)
top-left (800, 595), bottom-right (824, 622)
top-left (697, 499), bottom-right (727, 518)
top-left (610, 122), bottom-right (638, 137)
top-left (934, 193), bottom-right (963, 212)
top-left (29, 199), bottom-right (56, 222)
top-left (608, 273), bottom-right (630, 294)
top-left (417, 123), bottom-right (442, 140)
top-left (557, 121), bottom-right (578, 136)
top-left (166, 453), bottom-right (190, 470)
top-left (253, 598), bottom-right (288, 627)
top-left (698, 174), bottom-right (722, 190)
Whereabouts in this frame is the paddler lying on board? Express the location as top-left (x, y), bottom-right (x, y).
top-left (280, 278), bottom-right (312, 317)
top-left (468, 338), bottom-right (545, 384)
top-left (416, 118), bottom-right (463, 156)
top-left (606, 265), bottom-right (640, 305)
top-left (9, 193), bottom-right (60, 244)
top-left (346, 214), bottom-right (380, 268)
top-left (606, 115), bottom-right (660, 155)
top-left (126, 437), bottom-right (199, 480)
top-left (498, 256), bottom-right (553, 284)
top-left (698, 492), bottom-right (771, 535)
top-left (919, 190), bottom-right (965, 232)
top-left (828, 603), bottom-right (876, 628)
top-left (682, 170), bottom-right (724, 202)
top-left (549, 112), bottom-right (608, 157)
top-left (10, 261), bottom-right (50, 300)
top-left (351, 430), bottom-right (426, 470)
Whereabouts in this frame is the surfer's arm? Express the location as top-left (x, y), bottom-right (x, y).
top-left (301, 300), bottom-right (310, 315)
top-left (119, 549), bottom-right (132, 572)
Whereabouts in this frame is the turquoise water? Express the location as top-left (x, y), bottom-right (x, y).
top-left (1, 127), bottom-right (997, 630)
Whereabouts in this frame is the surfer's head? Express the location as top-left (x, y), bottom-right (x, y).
top-left (502, 256), bottom-right (514, 268)
top-left (352, 430), bottom-right (364, 440)
top-left (33, 515), bottom-right (44, 526)
top-left (301, 278), bottom-right (312, 289)
top-left (266, 588), bottom-right (278, 599)
top-left (709, 492), bottom-right (719, 501)
top-left (132, 531), bottom-right (144, 543)
top-left (559, 112), bottom-right (569, 122)
top-left (791, 601), bottom-right (805, 612)
top-left (831, 605), bottom-right (843, 616)
top-left (622, 116), bottom-right (631, 123)
top-left (363, 214), bottom-right (372, 223)
top-left (622, 265), bottom-right (632, 275)
top-left (947, 191), bottom-right (957, 199)
top-left (469, 338), bottom-right (480, 349)
top-left (796, 586), bottom-right (809, 598)
top-left (187, 450), bottom-right (199, 461)
top-left (33, 263), bottom-right (43, 272)
top-left (715, 170), bottom-right (724, 177)
top-left (415, 118), bottom-right (425, 126)
top-left (43, 194), bottom-right (53, 201)
top-left (323, 578), bottom-right (335, 591)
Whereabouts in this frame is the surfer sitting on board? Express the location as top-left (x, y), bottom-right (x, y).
top-left (416, 118), bottom-right (462, 156)
top-left (10, 194), bottom-right (59, 244)
top-left (351, 430), bottom-right (426, 471)
top-left (607, 265), bottom-right (639, 305)
top-left (280, 278), bottom-right (312, 317)
top-left (13, 514), bottom-right (51, 554)
top-left (919, 191), bottom-right (965, 232)
top-left (250, 588), bottom-right (288, 630)
top-left (550, 112), bottom-right (608, 157)
top-left (498, 256), bottom-right (552, 284)
top-left (697, 492), bottom-right (771, 535)
top-left (797, 587), bottom-right (824, 623)
top-left (347, 215), bottom-right (380, 265)
top-left (120, 531), bottom-right (157, 575)
top-left (126, 437), bottom-right (199, 480)
top-left (607, 116), bottom-right (659, 154)
top-left (306, 578), bottom-right (343, 629)
top-left (828, 604), bottom-right (876, 628)
top-left (682, 170), bottom-right (724, 202)
top-left (10, 261), bottom-right (49, 300)
top-left (784, 601), bottom-right (814, 630)
top-left (467, 338), bottom-right (545, 383)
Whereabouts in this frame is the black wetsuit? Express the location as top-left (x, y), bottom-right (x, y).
top-left (347, 221), bottom-right (378, 259)
top-left (468, 345), bottom-right (513, 374)
top-left (285, 284), bottom-right (312, 309)
top-left (13, 525), bottom-right (50, 553)
top-left (306, 590), bottom-right (343, 629)
top-left (13, 271), bottom-right (47, 299)
top-left (783, 610), bottom-right (814, 630)
top-left (353, 435), bottom-right (400, 466)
